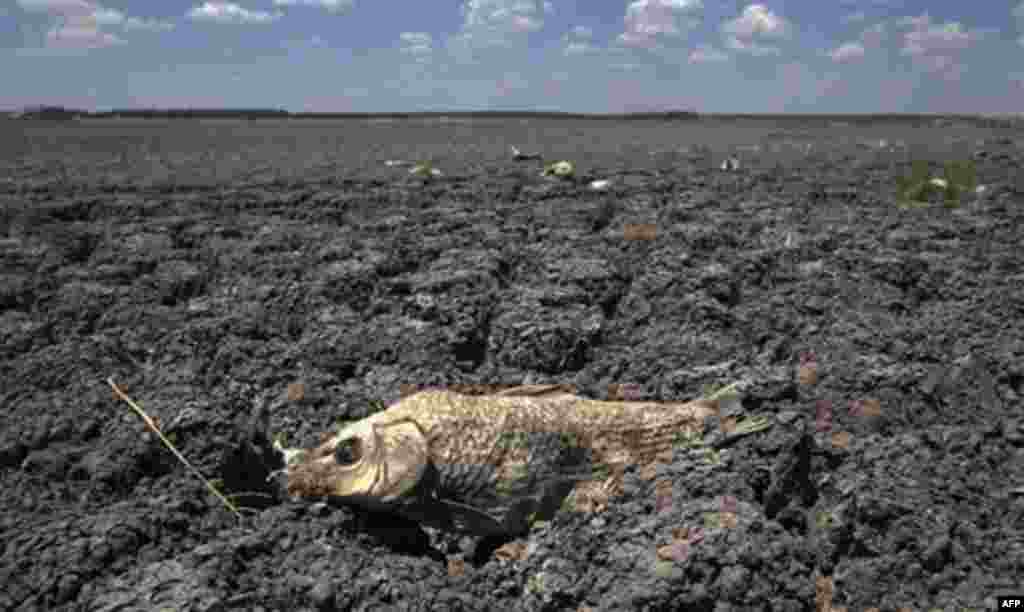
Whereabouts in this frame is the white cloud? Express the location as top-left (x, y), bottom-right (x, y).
top-left (828, 41), bottom-right (864, 63)
top-left (1013, 3), bottom-right (1024, 19)
top-left (723, 4), bottom-right (788, 39)
top-left (187, 2), bottom-right (280, 24)
top-left (859, 22), bottom-right (885, 48)
top-left (17, 0), bottom-right (90, 12)
top-left (725, 36), bottom-right (779, 56)
top-left (47, 22), bottom-right (123, 48)
top-left (449, 0), bottom-right (552, 56)
top-left (688, 44), bottom-right (727, 63)
top-left (722, 4), bottom-right (789, 56)
top-left (399, 31), bottom-right (433, 61)
top-left (563, 23), bottom-right (596, 55)
top-left (17, 0), bottom-right (171, 49)
top-left (272, 0), bottom-right (352, 11)
top-left (895, 15), bottom-right (988, 82)
top-left (618, 0), bottom-right (702, 48)
top-left (901, 20), bottom-right (976, 55)
top-left (564, 42), bottom-right (593, 55)
top-left (92, 7), bottom-right (174, 30)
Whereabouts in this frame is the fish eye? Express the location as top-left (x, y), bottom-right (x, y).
top-left (334, 438), bottom-right (363, 465)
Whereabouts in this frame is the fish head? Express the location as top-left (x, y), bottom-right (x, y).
top-left (284, 417), bottom-right (432, 508)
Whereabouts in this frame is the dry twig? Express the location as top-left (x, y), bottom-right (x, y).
top-left (107, 377), bottom-right (243, 520)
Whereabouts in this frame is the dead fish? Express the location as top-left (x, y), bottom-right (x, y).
top-left (279, 385), bottom-right (723, 537)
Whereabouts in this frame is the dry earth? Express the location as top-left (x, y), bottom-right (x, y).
top-left (1, 118), bottom-right (1023, 611)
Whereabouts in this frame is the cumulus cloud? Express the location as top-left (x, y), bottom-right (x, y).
top-left (688, 43), bottom-right (727, 63)
top-left (273, 0), bottom-right (352, 11)
top-left (187, 2), bottom-right (281, 24)
top-left (722, 4), bottom-right (789, 56)
top-left (895, 14), bottom-right (987, 80)
top-left (725, 36), bottom-right (780, 56)
top-left (617, 0), bottom-right (702, 48)
top-left (859, 22), bottom-right (885, 48)
top-left (563, 24), bottom-right (596, 55)
top-left (828, 41), bottom-right (864, 63)
top-left (47, 22), bottom-right (123, 48)
top-left (16, 0), bottom-right (172, 49)
top-left (92, 7), bottom-right (174, 30)
top-left (723, 4), bottom-right (789, 39)
top-left (454, 0), bottom-right (552, 50)
top-left (399, 31), bottom-right (433, 62)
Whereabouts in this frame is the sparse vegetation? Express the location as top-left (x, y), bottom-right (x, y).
top-left (541, 160), bottom-right (574, 179)
top-left (895, 158), bottom-right (978, 208)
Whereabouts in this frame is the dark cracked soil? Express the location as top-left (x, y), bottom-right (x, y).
top-left (1, 117), bottom-right (1023, 612)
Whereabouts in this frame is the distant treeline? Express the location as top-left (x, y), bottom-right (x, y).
top-left (3, 106), bottom-right (1019, 125)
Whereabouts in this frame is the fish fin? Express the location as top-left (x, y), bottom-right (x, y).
top-left (431, 498), bottom-right (513, 536)
top-left (492, 384), bottom-right (575, 397)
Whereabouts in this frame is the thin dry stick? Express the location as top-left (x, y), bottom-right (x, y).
top-left (106, 377), bottom-right (243, 520)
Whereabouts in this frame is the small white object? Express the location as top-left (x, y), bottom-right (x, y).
top-left (975, 185), bottom-right (987, 194)
top-left (720, 156), bottom-right (740, 171)
top-left (410, 165), bottom-right (442, 177)
top-left (589, 179), bottom-right (612, 190)
top-left (542, 160), bottom-right (574, 178)
top-left (928, 178), bottom-right (948, 189)
top-left (385, 160), bottom-right (409, 167)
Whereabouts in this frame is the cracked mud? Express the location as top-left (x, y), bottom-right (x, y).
top-left (1, 117), bottom-right (1023, 611)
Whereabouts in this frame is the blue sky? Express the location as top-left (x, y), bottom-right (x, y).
top-left (3, 0), bottom-right (1023, 113)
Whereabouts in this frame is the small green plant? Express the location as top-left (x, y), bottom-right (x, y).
top-left (525, 572), bottom-right (546, 595)
top-left (653, 559), bottom-right (682, 580)
top-left (703, 448), bottom-right (721, 465)
top-left (559, 431), bottom-right (581, 448)
top-left (673, 430), bottom-right (704, 448)
top-left (410, 161), bottom-right (442, 180)
top-left (591, 462), bottom-right (612, 480)
top-left (541, 160), bottom-right (574, 179)
top-left (497, 431), bottom-right (531, 450)
top-left (895, 158), bottom-right (977, 208)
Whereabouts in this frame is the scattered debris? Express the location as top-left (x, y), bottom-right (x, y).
top-left (510, 145), bottom-right (542, 161)
top-left (410, 161), bottom-right (442, 179)
top-left (541, 160), bottom-right (574, 179)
